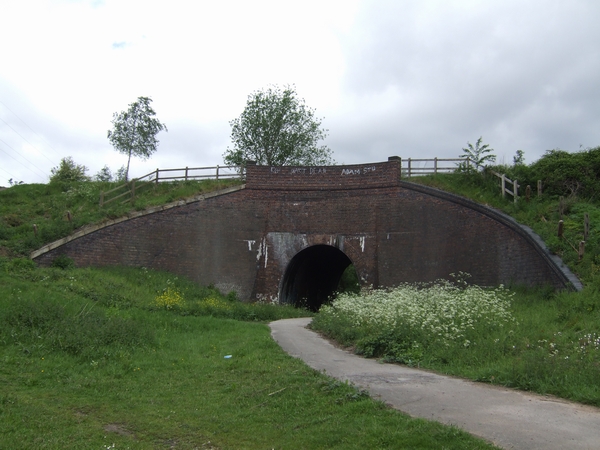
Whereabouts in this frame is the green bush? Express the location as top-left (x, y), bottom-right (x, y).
top-left (49, 157), bottom-right (90, 184)
top-left (528, 147), bottom-right (600, 199)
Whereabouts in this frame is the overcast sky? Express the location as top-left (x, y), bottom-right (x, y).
top-left (1, 0), bottom-right (599, 185)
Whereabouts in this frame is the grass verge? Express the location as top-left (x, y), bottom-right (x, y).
top-left (0, 262), bottom-right (498, 449)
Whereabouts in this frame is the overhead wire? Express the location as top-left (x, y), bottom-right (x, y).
top-left (0, 165), bottom-right (16, 179)
top-left (0, 116), bottom-right (58, 167)
top-left (0, 138), bottom-right (49, 181)
top-left (0, 99), bottom-right (62, 164)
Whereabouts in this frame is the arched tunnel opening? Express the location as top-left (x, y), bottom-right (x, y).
top-left (279, 245), bottom-right (359, 312)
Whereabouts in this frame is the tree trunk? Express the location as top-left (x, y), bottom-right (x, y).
top-left (125, 149), bottom-right (132, 182)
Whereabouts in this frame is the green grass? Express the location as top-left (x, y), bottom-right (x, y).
top-left (0, 262), bottom-right (498, 449)
top-left (0, 179), bottom-right (243, 258)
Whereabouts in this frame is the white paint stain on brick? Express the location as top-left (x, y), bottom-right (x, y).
top-left (245, 240), bottom-right (256, 251)
top-left (360, 236), bottom-right (365, 252)
top-left (267, 232), bottom-right (309, 271)
top-left (263, 239), bottom-right (268, 268)
top-left (256, 238), bottom-right (268, 268)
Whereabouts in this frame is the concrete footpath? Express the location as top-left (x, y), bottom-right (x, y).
top-left (270, 317), bottom-right (600, 450)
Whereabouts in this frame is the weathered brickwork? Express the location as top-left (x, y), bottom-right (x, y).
top-left (245, 159), bottom-right (400, 190)
top-left (33, 159), bottom-right (579, 303)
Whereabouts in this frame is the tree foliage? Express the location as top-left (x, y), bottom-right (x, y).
top-left (528, 147), bottom-right (600, 198)
top-left (93, 165), bottom-right (126, 183)
top-left (459, 137), bottom-right (496, 170)
top-left (513, 149), bottom-right (525, 166)
top-left (49, 157), bottom-right (89, 184)
top-left (107, 96), bottom-right (167, 181)
top-left (94, 165), bottom-right (113, 182)
top-left (223, 85), bottom-right (333, 167)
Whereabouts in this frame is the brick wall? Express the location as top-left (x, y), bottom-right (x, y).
top-left (33, 160), bottom-right (579, 302)
top-left (245, 158), bottom-right (400, 190)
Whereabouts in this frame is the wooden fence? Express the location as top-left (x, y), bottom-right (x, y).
top-left (493, 171), bottom-right (519, 203)
top-left (400, 157), bottom-right (524, 202)
top-left (401, 157), bottom-right (472, 177)
top-left (99, 159), bottom-right (525, 206)
top-left (99, 165), bottom-right (244, 207)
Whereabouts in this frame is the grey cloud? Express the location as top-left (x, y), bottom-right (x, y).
top-left (331, 0), bottom-right (600, 164)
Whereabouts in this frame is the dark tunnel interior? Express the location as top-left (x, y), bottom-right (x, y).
top-left (279, 245), bottom-right (355, 311)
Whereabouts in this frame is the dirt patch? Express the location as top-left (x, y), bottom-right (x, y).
top-left (104, 423), bottom-right (136, 439)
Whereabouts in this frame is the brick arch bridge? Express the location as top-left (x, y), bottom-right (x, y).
top-left (33, 158), bottom-right (581, 309)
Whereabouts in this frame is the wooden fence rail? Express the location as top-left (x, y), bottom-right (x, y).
top-left (99, 159), bottom-right (524, 206)
top-left (400, 157), bottom-right (523, 202)
top-left (493, 171), bottom-right (519, 203)
top-left (99, 165), bottom-right (244, 207)
top-left (401, 157), bottom-right (472, 177)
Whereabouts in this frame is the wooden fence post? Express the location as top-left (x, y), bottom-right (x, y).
top-left (408, 158), bottom-right (412, 177)
top-left (558, 220), bottom-right (564, 238)
top-left (579, 241), bottom-right (585, 261)
top-left (434, 157), bottom-right (438, 174)
top-left (33, 224), bottom-right (38, 237)
top-left (559, 196), bottom-right (565, 219)
top-left (155, 168), bottom-right (159, 184)
top-left (99, 191), bottom-right (104, 207)
top-left (513, 179), bottom-right (518, 203)
top-left (216, 165), bottom-right (220, 181)
top-left (501, 174), bottom-right (506, 198)
top-left (185, 166), bottom-right (188, 181)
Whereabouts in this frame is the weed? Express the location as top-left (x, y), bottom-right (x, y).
top-left (154, 287), bottom-right (185, 310)
top-left (51, 254), bottom-right (75, 270)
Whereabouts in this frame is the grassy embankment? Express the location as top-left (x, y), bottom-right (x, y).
top-left (0, 179), bottom-right (243, 258)
top-left (0, 180), bottom-right (497, 449)
top-left (312, 168), bottom-right (600, 407)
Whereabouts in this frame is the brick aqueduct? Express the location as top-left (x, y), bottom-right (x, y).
top-left (33, 158), bottom-right (580, 310)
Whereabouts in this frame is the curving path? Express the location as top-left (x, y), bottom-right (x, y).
top-left (270, 317), bottom-right (600, 450)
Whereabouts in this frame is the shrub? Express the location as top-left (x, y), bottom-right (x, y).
top-left (49, 157), bottom-right (90, 184)
top-left (529, 147), bottom-right (600, 199)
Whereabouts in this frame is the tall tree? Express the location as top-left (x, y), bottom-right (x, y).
top-left (223, 85), bottom-right (333, 167)
top-left (107, 96), bottom-right (167, 181)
